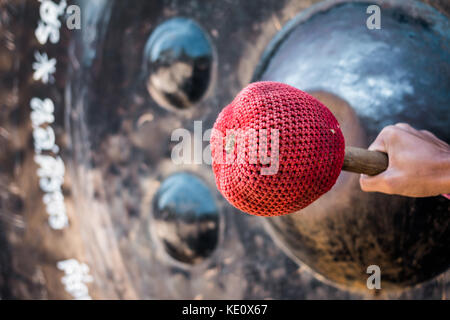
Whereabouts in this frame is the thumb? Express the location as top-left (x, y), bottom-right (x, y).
top-left (359, 172), bottom-right (389, 193)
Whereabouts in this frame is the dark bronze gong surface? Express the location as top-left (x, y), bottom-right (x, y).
top-left (0, 0), bottom-right (448, 299)
top-left (256, 0), bottom-right (450, 290)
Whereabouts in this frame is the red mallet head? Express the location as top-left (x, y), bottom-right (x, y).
top-left (210, 81), bottom-right (346, 216)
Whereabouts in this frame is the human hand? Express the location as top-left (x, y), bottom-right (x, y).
top-left (359, 123), bottom-right (450, 197)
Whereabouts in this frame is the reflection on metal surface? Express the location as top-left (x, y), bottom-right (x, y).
top-left (152, 172), bottom-right (220, 265)
top-left (144, 17), bottom-right (214, 111)
top-left (255, 0), bottom-right (450, 142)
top-left (256, 0), bottom-right (450, 290)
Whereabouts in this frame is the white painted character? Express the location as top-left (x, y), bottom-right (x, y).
top-left (32, 51), bottom-right (57, 84)
top-left (57, 259), bottom-right (93, 299)
top-left (35, 0), bottom-right (67, 44)
top-left (30, 97), bottom-right (55, 127)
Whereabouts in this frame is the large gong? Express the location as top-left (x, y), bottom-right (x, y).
top-left (0, 0), bottom-right (448, 299)
top-left (254, 0), bottom-right (450, 290)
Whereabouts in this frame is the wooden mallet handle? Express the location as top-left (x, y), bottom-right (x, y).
top-left (343, 147), bottom-right (388, 176)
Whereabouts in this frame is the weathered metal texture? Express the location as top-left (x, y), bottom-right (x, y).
top-left (0, 0), bottom-right (448, 299)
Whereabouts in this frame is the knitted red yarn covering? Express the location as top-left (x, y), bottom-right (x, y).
top-left (211, 82), bottom-right (345, 216)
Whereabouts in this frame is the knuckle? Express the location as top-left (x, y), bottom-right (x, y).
top-left (395, 122), bottom-right (410, 128)
top-left (383, 125), bottom-right (395, 132)
top-left (382, 125), bottom-right (398, 139)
